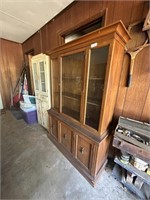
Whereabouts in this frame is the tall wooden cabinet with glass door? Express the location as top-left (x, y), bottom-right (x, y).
top-left (31, 53), bottom-right (51, 130)
top-left (48, 21), bottom-right (130, 185)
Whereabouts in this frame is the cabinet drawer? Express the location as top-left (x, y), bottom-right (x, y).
top-left (77, 135), bottom-right (92, 169)
top-left (61, 123), bottom-right (73, 153)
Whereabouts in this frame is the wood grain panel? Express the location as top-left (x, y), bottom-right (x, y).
top-left (22, 31), bottom-right (41, 55)
top-left (95, 134), bottom-right (112, 175)
top-left (41, 25), bottom-right (48, 53)
top-left (140, 88), bottom-right (150, 123)
top-left (88, 1), bottom-right (103, 17)
top-left (69, 1), bottom-right (90, 28)
top-left (61, 123), bottom-right (73, 153)
top-left (57, 1), bottom-right (90, 40)
top-left (130, 1), bottom-right (145, 24)
top-left (51, 117), bottom-right (58, 139)
top-left (114, 54), bottom-right (130, 119)
top-left (142, 1), bottom-right (149, 20)
top-left (102, 1), bottom-right (115, 25)
top-left (0, 39), bottom-right (23, 108)
top-left (99, 40), bottom-right (125, 134)
top-left (33, 32), bottom-right (41, 55)
top-left (63, 5), bottom-right (74, 31)
top-left (112, 1), bottom-right (133, 27)
top-left (47, 21), bottom-right (58, 50)
top-left (122, 46), bottom-right (150, 120)
top-left (77, 135), bottom-right (92, 169)
top-left (22, 37), bottom-right (33, 54)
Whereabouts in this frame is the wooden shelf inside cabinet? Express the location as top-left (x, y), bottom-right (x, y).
top-left (62, 93), bottom-right (101, 107)
top-left (62, 92), bottom-right (81, 102)
top-left (62, 76), bottom-right (82, 81)
top-left (89, 77), bottom-right (104, 81)
top-left (87, 97), bottom-right (101, 107)
top-left (114, 156), bottom-right (150, 186)
top-left (87, 101), bottom-right (100, 107)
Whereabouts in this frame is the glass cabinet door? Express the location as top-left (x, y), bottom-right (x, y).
top-left (39, 61), bottom-right (46, 93)
top-left (51, 58), bottom-right (60, 111)
top-left (33, 62), bottom-right (39, 91)
top-left (62, 52), bottom-right (85, 121)
top-left (85, 46), bottom-right (109, 130)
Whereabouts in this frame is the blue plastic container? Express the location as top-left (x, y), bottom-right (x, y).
top-left (21, 107), bottom-right (37, 124)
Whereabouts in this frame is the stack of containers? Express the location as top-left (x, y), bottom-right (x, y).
top-left (20, 95), bottom-right (37, 124)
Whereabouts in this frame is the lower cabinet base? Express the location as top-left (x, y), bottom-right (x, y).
top-left (47, 131), bottom-right (110, 186)
top-left (48, 111), bottom-right (112, 186)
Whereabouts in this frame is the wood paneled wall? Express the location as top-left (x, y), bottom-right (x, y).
top-left (22, 1), bottom-right (149, 123)
top-left (0, 39), bottom-right (24, 108)
top-left (114, 47), bottom-right (150, 123)
top-left (22, 1), bottom-right (148, 53)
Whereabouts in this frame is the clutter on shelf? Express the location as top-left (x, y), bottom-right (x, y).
top-left (112, 116), bottom-right (150, 199)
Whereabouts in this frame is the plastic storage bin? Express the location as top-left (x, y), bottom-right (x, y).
top-left (19, 95), bottom-right (36, 110)
top-left (21, 107), bottom-right (37, 124)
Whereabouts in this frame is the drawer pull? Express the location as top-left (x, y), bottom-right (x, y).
top-left (80, 147), bottom-right (84, 154)
top-left (63, 134), bottom-right (67, 139)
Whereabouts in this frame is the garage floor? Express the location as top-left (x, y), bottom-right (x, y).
top-left (1, 111), bottom-right (139, 200)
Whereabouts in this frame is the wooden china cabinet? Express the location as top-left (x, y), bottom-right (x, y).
top-left (47, 21), bottom-right (130, 186)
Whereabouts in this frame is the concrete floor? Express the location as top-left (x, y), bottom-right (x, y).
top-left (1, 111), bottom-right (139, 200)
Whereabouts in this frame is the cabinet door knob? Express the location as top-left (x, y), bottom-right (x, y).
top-left (63, 134), bottom-right (67, 139)
top-left (80, 147), bottom-right (84, 154)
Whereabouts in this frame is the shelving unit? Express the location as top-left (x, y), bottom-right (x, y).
top-left (114, 157), bottom-right (150, 185)
top-left (48, 21), bottom-right (130, 186)
top-left (113, 157), bottom-right (150, 199)
top-left (113, 117), bottom-right (150, 199)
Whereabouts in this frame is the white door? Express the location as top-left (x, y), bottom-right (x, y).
top-left (41, 102), bottom-right (49, 130)
top-left (31, 54), bottom-right (51, 130)
top-left (36, 99), bottom-right (42, 125)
